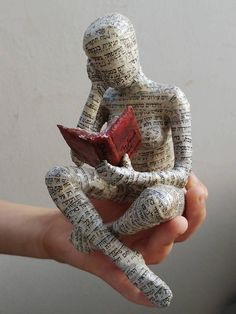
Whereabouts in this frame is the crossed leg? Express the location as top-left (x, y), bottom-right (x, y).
top-left (112, 185), bottom-right (185, 235)
top-left (45, 164), bottom-right (183, 307)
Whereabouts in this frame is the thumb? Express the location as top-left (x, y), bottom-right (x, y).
top-left (133, 216), bottom-right (188, 264)
top-left (122, 154), bottom-right (133, 169)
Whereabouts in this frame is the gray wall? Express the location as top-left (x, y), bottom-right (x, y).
top-left (0, 1), bottom-right (235, 313)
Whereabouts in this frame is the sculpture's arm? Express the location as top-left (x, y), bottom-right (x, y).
top-left (71, 101), bottom-right (109, 166)
top-left (148, 87), bottom-right (192, 188)
top-left (71, 59), bottom-right (109, 166)
top-left (77, 59), bottom-right (108, 130)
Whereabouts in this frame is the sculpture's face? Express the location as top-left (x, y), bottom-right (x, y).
top-left (90, 38), bottom-right (140, 89)
top-left (83, 14), bottom-right (140, 89)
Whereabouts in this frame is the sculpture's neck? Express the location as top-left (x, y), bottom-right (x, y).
top-left (119, 68), bottom-right (151, 93)
top-left (135, 68), bottom-right (151, 86)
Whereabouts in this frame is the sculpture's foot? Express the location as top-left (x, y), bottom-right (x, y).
top-left (112, 250), bottom-right (173, 307)
top-left (94, 237), bottom-right (173, 307)
top-left (69, 217), bottom-right (172, 307)
top-left (70, 226), bottom-right (96, 253)
top-left (124, 262), bottom-right (173, 307)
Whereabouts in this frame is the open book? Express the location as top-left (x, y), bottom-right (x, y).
top-left (58, 106), bottom-right (142, 167)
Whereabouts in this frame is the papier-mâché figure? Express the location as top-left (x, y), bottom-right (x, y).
top-left (45, 13), bottom-right (192, 307)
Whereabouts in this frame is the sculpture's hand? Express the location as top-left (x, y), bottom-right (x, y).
top-left (96, 154), bottom-right (136, 185)
top-left (70, 150), bottom-right (84, 167)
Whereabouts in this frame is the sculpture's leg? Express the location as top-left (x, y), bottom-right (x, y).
top-left (112, 185), bottom-right (185, 235)
top-left (45, 165), bottom-right (120, 252)
top-left (45, 166), bottom-right (173, 307)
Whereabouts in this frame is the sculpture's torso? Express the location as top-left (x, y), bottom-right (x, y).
top-left (103, 81), bottom-right (175, 172)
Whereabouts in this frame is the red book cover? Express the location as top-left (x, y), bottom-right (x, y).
top-left (58, 106), bottom-right (142, 167)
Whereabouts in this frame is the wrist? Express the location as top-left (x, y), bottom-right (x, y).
top-left (0, 200), bottom-right (57, 259)
top-left (134, 171), bottom-right (160, 187)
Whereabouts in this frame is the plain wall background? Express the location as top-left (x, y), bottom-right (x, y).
top-left (0, 0), bottom-right (236, 313)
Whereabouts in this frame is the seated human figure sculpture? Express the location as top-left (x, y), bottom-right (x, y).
top-left (45, 13), bottom-right (192, 307)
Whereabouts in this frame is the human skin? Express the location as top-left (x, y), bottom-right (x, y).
top-left (0, 173), bottom-right (207, 307)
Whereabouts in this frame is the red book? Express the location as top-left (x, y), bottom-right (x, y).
top-left (58, 106), bottom-right (142, 167)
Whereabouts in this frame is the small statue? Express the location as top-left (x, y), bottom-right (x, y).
top-left (45, 13), bottom-right (192, 307)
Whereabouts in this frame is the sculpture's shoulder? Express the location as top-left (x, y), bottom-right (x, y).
top-left (130, 80), bottom-right (185, 98)
top-left (149, 83), bottom-right (184, 98)
top-left (103, 83), bottom-right (189, 108)
top-left (103, 82), bottom-right (177, 99)
top-left (152, 83), bottom-right (190, 111)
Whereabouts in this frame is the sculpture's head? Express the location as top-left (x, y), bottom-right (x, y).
top-left (83, 13), bottom-right (140, 89)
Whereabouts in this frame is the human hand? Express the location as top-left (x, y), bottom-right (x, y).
top-left (96, 154), bottom-right (136, 185)
top-left (42, 172), bottom-right (207, 307)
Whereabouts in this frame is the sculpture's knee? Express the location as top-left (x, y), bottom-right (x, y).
top-left (45, 166), bottom-right (85, 219)
top-left (140, 188), bottom-right (175, 223)
top-left (45, 166), bottom-right (78, 189)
